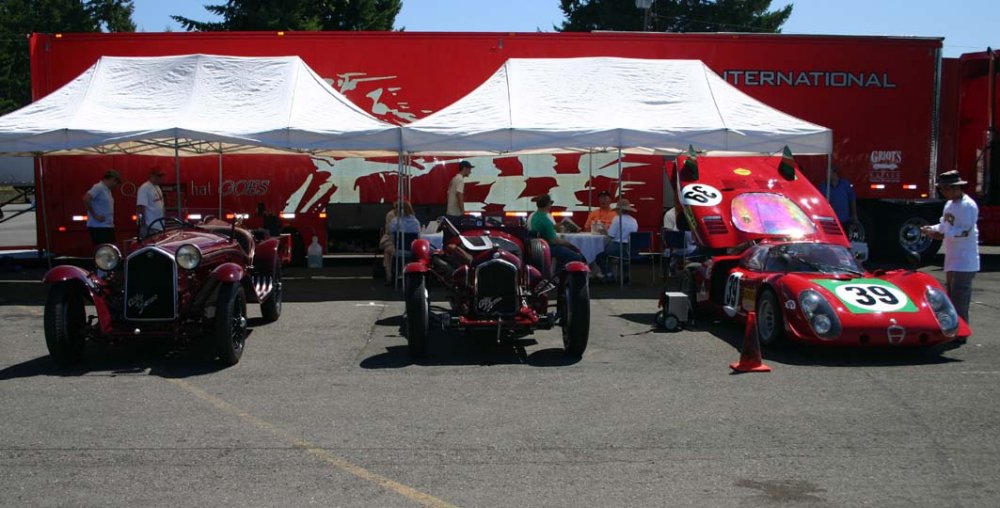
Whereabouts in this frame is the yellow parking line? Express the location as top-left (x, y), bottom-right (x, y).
top-left (167, 378), bottom-right (459, 508)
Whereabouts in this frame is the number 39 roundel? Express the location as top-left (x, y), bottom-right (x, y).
top-left (679, 183), bottom-right (722, 207)
top-left (813, 279), bottom-right (918, 314)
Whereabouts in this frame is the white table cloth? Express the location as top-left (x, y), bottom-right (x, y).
top-left (559, 233), bottom-right (609, 264)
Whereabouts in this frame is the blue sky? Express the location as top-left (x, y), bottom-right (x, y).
top-left (135, 0), bottom-right (997, 57)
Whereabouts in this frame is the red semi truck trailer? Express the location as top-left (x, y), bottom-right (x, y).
top-left (24, 31), bottom-right (998, 258)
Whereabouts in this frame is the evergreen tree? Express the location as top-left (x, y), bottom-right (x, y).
top-left (173, 0), bottom-right (402, 32)
top-left (558, 0), bottom-right (792, 33)
top-left (0, 0), bottom-right (135, 114)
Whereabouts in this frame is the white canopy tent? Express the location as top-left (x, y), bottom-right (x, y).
top-left (0, 54), bottom-right (401, 156)
top-left (0, 54), bottom-right (403, 264)
top-left (401, 57), bottom-right (832, 155)
top-left (402, 57), bottom-right (833, 287)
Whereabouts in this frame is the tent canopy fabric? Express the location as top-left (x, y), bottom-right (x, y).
top-left (401, 57), bottom-right (832, 155)
top-left (0, 54), bottom-right (400, 156)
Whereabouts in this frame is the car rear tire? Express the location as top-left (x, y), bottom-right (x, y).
top-left (260, 263), bottom-right (282, 322)
top-left (44, 283), bottom-right (87, 367)
top-left (755, 289), bottom-right (786, 348)
top-left (404, 273), bottom-right (429, 358)
top-left (214, 283), bottom-right (247, 366)
top-left (562, 272), bottom-right (590, 357)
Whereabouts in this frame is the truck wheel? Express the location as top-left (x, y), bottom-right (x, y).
top-left (281, 227), bottom-right (307, 267)
top-left (894, 216), bottom-right (941, 259)
top-left (260, 263), bottom-right (282, 322)
top-left (44, 283), bottom-right (87, 367)
top-left (214, 283), bottom-right (247, 366)
top-left (404, 274), bottom-right (429, 358)
top-left (755, 289), bottom-right (786, 348)
top-left (562, 271), bottom-right (590, 357)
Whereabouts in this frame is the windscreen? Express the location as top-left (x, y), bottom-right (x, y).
top-left (730, 193), bottom-right (816, 237)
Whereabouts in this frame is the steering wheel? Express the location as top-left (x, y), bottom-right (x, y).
top-left (143, 217), bottom-right (188, 239)
top-left (484, 215), bottom-right (504, 228)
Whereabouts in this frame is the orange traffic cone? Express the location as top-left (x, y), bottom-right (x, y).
top-left (730, 311), bottom-right (772, 373)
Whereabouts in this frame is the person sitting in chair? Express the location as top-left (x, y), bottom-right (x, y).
top-left (529, 194), bottom-right (584, 266)
top-left (596, 199), bottom-right (639, 282)
top-left (381, 201), bottom-right (420, 281)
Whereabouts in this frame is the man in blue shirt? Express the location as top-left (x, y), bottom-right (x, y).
top-left (83, 170), bottom-right (120, 247)
top-left (818, 166), bottom-right (857, 225)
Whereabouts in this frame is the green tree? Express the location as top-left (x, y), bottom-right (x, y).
top-left (558, 0), bottom-right (792, 33)
top-left (0, 0), bottom-right (135, 114)
top-left (173, 0), bottom-right (402, 32)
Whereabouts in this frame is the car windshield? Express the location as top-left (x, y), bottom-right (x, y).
top-left (764, 243), bottom-right (863, 275)
top-left (730, 193), bottom-right (816, 237)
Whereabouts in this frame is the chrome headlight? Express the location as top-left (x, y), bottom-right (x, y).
top-left (798, 289), bottom-right (841, 339)
top-left (94, 244), bottom-right (121, 271)
top-left (176, 244), bottom-right (202, 270)
top-left (925, 286), bottom-right (959, 337)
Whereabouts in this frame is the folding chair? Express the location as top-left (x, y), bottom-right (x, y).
top-left (662, 229), bottom-right (687, 279)
top-left (391, 231), bottom-right (419, 284)
top-left (608, 231), bottom-right (652, 285)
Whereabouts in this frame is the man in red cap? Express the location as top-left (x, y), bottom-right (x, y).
top-left (921, 170), bottom-right (979, 329)
top-left (137, 167), bottom-right (166, 236)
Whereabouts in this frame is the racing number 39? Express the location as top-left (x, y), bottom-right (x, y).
top-left (679, 183), bottom-right (722, 207)
top-left (843, 285), bottom-right (899, 307)
top-left (683, 185), bottom-right (718, 204)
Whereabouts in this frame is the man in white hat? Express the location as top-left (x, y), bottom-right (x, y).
top-left (921, 170), bottom-right (979, 329)
top-left (596, 199), bottom-right (639, 282)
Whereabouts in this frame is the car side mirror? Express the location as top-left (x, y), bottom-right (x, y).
top-left (906, 250), bottom-right (921, 270)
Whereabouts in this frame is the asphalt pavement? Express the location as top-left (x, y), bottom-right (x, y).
top-left (1, 252), bottom-right (998, 507)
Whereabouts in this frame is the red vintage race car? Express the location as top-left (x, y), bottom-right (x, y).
top-left (667, 152), bottom-right (970, 347)
top-left (402, 217), bottom-right (590, 358)
top-left (43, 216), bottom-right (287, 366)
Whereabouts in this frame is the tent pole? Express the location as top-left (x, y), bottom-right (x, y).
top-left (826, 154), bottom-right (832, 202)
top-left (174, 137), bottom-right (182, 216)
top-left (588, 150), bottom-right (593, 216)
top-left (395, 151), bottom-right (405, 290)
top-left (217, 149), bottom-right (223, 218)
top-left (617, 148), bottom-right (624, 289)
top-left (37, 154), bottom-right (52, 268)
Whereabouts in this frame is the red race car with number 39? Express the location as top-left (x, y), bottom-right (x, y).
top-left (669, 151), bottom-right (970, 348)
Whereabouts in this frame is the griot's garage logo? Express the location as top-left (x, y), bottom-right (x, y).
top-left (869, 150), bottom-right (903, 183)
top-left (722, 70), bottom-right (896, 89)
top-left (188, 179), bottom-right (271, 197)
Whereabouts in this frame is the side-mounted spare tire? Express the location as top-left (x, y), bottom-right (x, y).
top-left (527, 238), bottom-right (553, 279)
top-left (44, 283), bottom-right (87, 367)
top-left (562, 271), bottom-right (590, 357)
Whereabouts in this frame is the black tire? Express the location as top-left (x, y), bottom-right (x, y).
top-left (654, 310), bottom-right (666, 329)
top-left (44, 283), bottom-right (87, 367)
top-left (562, 272), bottom-right (590, 357)
top-left (214, 283), bottom-right (248, 366)
top-left (755, 289), bottom-right (786, 348)
top-left (281, 227), bottom-right (307, 267)
top-left (527, 238), bottom-right (553, 279)
top-left (679, 268), bottom-right (699, 318)
top-left (404, 274), bottom-right (429, 358)
top-left (260, 262), bottom-right (282, 322)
